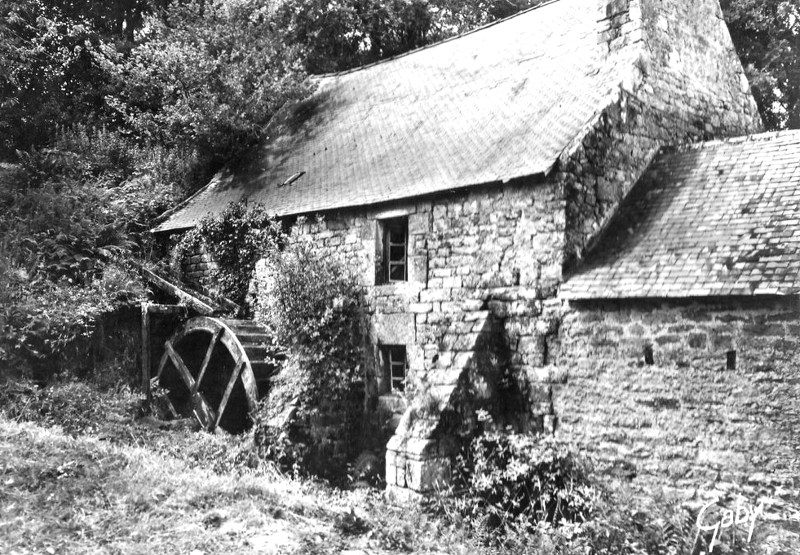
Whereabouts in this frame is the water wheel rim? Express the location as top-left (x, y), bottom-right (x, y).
top-left (157, 316), bottom-right (260, 431)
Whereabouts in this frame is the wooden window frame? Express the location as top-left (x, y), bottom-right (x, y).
top-left (382, 345), bottom-right (407, 393)
top-left (382, 217), bottom-right (408, 283)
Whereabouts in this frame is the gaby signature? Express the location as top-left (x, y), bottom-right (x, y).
top-left (694, 498), bottom-right (764, 554)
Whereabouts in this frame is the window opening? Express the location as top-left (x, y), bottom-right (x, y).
top-left (383, 345), bottom-right (407, 392)
top-left (383, 217), bottom-right (407, 283)
top-left (643, 344), bottom-right (654, 365)
top-left (726, 350), bottom-right (737, 370)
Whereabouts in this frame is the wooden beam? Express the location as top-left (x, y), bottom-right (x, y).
top-left (165, 341), bottom-right (197, 390)
top-left (165, 341), bottom-right (218, 430)
top-left (141, 302), bottom-right (188, 399)
top-left (141, 268), bottom-right (215, 315)
top-left (141, 303), bottom-right (151, 398)
top-left (215, 357), bottom-right (244, 429)
top-left (192, 393), bottom-right (217, 431)
top-left (151, 350), bottom-right (169, 384)
top-left (192, 328), bottom-right (223, 396)
top-left (146, 304), bottom-right (189, 315)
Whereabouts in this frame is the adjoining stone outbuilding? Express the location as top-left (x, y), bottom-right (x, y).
top-left (558, 131), bottom-right (800, 514)
top-left (152, 0), bottom-right (783, 499)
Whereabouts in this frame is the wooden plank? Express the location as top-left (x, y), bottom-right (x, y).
top-left (165, 341), bottom-right (197, 390)
top-left (215, 358), bottom-right (244, 429)
top-left (192, 393), bottom-right (217, 430)
top-left (146, 304), bottom-right (188, 315)
top-left (192, 328), bottom-right (223, 395)
top-left (154, 348), bottom-right (171, 382)
top-left (240, 364), bottom-right (260, 415)
top-left (141, 303), bottom-right (151, 398)
top-left (164, 341), bottom-right (218, 430)
top-left (141, 268), bottom-right (215, 315)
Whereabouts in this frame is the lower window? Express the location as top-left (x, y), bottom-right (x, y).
top-left (381, 345), bottom-right (407, 392)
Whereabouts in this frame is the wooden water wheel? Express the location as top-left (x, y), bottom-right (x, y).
top-left (152, 316), bottom-right (279, 433)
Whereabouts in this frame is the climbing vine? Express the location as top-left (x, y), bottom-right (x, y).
top-left (174, 200), bottom-right (282, 305)
top-left (252, 227), bottom-right (365, 478)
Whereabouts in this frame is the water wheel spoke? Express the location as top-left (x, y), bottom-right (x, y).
top-left (192, 392), bottom-right (217, 430)
top-left (154, 348), bottom-right (171, 382)
top-left (192, 328), bottom-right (223, 396)
top-left (165, 341), bottom-right (197, 391)
top-left (215, 357), bottom-right (244, 430)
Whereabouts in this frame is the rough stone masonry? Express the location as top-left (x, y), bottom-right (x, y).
top-left (251, 0), bottom-right (762, 494)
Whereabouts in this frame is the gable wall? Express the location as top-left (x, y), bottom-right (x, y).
top-left (552, 297), bottom-right (800, 542)
top-left (565, 0), bottom-right (762, 264)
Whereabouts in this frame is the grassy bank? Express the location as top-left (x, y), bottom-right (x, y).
top-left (0, 408), bottom-right (475, 555)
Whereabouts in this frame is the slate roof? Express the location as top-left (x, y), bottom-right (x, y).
top-left (155, 0), bottom-right (635, 232)
top-left (561, 131), bottom-right (800, 299)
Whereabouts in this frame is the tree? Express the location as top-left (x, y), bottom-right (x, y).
top-left (41, 0), bottom-right (163, 43)
top-left (721, 0), bottom-right (800, 130)
top-left (0, 1), bottom-right (121, 156)
top-left (110, 0), bottom-right (309, 187)
top-left (274, 0), bottom-right (543, 74)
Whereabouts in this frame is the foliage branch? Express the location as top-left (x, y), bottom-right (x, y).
top-left (173, 200), bottom-right (282, 305)
top-left (252, 220), bottom-right (365, 478)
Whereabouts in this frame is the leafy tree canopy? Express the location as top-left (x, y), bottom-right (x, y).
top-left (722, 0), bottom-right (800, 130)
top-left (275, 0), bottom-right (543, 74)
top-left (109, 0), bottom-right (309, 179)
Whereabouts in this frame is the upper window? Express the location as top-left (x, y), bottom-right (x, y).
top-left (381, 217), bottom-right (408, 283)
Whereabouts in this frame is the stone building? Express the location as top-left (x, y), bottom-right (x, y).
top-left (558, 131), bottom-right (800, 515)
top-left (151, 0), bottom-right (800, 512)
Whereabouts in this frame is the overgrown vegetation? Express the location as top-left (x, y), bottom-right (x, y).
top-left (0, 376), bottom-right (783, 554)
top-left (174, 200), bottom-right (282, 304)
top-left (252, 224), bottom-right (365, 479)
top-left (0, 127), bottom-right (162, 380)
top-left (455, 434), bottom-right (597, 534)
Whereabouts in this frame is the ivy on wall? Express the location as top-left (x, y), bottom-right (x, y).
top-left (174, 200), bottom-right (282, 306)
top-left (252, 224), bottom-right (366, 478)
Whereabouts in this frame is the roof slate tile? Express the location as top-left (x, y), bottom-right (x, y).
top-left (562, 131), bottom-right (800, 299)
top-left (155, 0), bottom-right (634, 232)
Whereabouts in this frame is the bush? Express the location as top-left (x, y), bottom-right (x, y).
top-left (258, 225), bottom-right (362, 351)
top-left (0, 257), bottom-right (147, 383)
top-left (445, 433), bottom-right (597, 542)
top-left (0, 380), bottom-right (139, 436)
top-left (252, 225), bottom-right (365, 479)
top-left (578, 491), bottom-right (697, 555)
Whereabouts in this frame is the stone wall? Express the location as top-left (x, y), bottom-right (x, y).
top-left (253, 178), bottom-right (567, 491)
top-left (554, 297), bottom-right (800, 530)
top-left (181, 242), bottom-right (218, 290)
top-left (564, 0), bottom-right (762, 264)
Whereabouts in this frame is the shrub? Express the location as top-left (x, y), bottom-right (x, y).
top-left (252, 225), bottom-right (364, 479)
top-left (0, 380), bottom-right (139, 436)
top-left (258, 226), bottom-right (362, 352)
top-left (0, 260), bottom-right (147, 383)
top-left (451, 433), bottom-right (598, 540)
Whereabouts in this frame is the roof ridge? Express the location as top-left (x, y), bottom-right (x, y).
top-left (668, 129), bottom-right (800, 153)
top-left (312, 0), bottom-right (566, 80)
